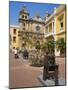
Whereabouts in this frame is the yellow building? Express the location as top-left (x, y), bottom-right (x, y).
top-left (44, 5), bottom-right (66, 56)
top-left (10, 25), bottom-right (20, 51)
top-left (10, 5), bottom-right (66, 56)
top-left (55, 5), bottom-right (66, 40)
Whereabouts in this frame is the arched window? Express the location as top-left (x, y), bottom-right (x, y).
top-left (22, 15), bottom-right (24, 18)
top-left (25, 16), bottom-right (27, 19)
top-left (22, 23), bottom-right (25, 26)
top-left (13, 28), bottom-right (16, 34)
top-left (36, 26), bottom-right (40, 32)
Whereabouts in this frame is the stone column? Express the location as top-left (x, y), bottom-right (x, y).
top-left (53, 7), bottom-right (60, 56)
top-left (52, 21), bottom-right (54, 33)
top-left (48, 25), bottom-right (49, 34)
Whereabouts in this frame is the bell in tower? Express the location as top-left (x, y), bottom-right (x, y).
top-left (19, 5), bottom-right (29, 20)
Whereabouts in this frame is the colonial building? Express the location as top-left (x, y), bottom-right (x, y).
top-left (18, 6), bottom-right (45, 51)
top-left (44, 5), bottom-right (66, 56)
top-left (10, 5), bottom-right (66, 56)
top-left (10, 25), bottom-right (20, 51)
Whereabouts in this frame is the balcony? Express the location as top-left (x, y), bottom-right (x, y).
top-left (60, 28), bottom-right (64, 33)
top-left (56, 28), bottom-right (65, 35)
top-left (45, 31), bottom-right (54, 38)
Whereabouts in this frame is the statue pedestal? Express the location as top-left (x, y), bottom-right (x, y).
top-left (38, 75), bottom-right (65, 86)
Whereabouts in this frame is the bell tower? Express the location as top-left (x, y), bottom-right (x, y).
top-left (19, 5), bottom-right (29, 20)
top-left (19, 5), bottom-right (30, 31)
top-left (18, 5), bottom-right (30, 50)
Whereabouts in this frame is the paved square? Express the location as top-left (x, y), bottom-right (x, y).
top-left (9, 51), bottom-right (66, 88)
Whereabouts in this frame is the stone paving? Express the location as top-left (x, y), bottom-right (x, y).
top-left (9, 51), bottom-right (66, 88)
top-left (55, 57), bottom-right (66, 79)
top-left (9, 51), bottom-right (43, 88)
top-left (38, 57), bottom-right (66, 86)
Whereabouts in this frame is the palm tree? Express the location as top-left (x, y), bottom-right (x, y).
top-left (41, 42), bottom-right (48, 52)
top-left (41, 39), bottom-right (55, 54)
top-left (56, 38), bottom-right (66, 56)
top-left (48, 39), bottom-right (55, 54)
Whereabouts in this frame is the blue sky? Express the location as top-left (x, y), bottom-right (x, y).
top-left (9, 1), bottom-right (60, 25)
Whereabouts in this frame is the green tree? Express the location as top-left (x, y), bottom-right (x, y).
top-left (41, 42), bottom-right (48, 52)
top-left (48, 39), bottom-right (55, 54)
top-left (41, 39), bottom-right (55, 54)
top-left (35, 41), bottom-right (41, 50)
top-left (22, 33), bottom-right (32, 49)
top-left (56, 38), bottom-right (66, 56)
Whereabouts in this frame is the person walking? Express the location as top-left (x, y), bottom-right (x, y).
top-left (14, 48), bottom-right (18, 59)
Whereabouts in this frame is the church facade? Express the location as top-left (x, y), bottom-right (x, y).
top-left (10, 5), bottom-right (66, 56)
top-left (18, 6), bottom-right (45, 51)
